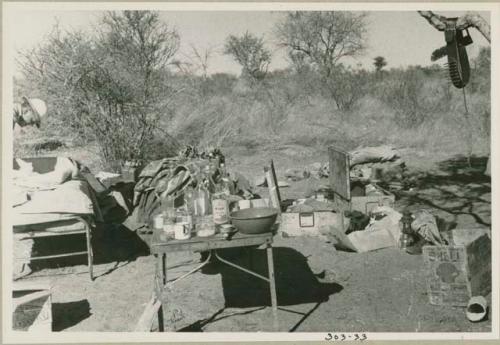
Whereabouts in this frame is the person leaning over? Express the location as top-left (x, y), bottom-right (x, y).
top-left (13, 96), bottom-right (47, 129)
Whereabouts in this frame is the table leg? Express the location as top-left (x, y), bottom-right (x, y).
top-left (155, 254), bottom-right (165, 332)
top-left (86, 225), bottom-right (94, 281)
top-left (266, 243), bottom-right (279, 331)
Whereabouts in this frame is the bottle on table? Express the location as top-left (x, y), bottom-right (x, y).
top-left (212, 184), bottom-right (230, 233)
top-left (183, 187), bottom-right (196, 235)
top-left (162, 194), bottom-right (176, 222)
top-left (219, 163), bottom-right (233, 196)
top-left (195, 180), bottom-right (215, 237)
top-left (162, 193), bottom-right (176, 239)
top-left (175, 206), bottom-right (192, 240)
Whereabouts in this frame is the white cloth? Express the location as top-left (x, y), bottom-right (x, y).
top-left (13, 157), bottom-right (79, 191)
top-left (12, 180), bottom-right (94, 226)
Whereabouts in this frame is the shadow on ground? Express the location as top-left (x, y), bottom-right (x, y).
top-left (179, 246), bottom-right (342, 332)
top-left (30, 223), bottom-right (150, 278)
top-left (52, 299), bottom-right (91, 331)
top-left (395, 155), bottom-right (491, 227)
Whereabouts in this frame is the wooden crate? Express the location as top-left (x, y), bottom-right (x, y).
top-left (328, 146), bottom-right (395, 215)
top-left (422, 229), bottom-right (491, 306)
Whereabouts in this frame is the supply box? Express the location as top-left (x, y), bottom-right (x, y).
top-left (422, 228), bottom-right (491, 306)
top-left (280, 211), bottom-right (343, 237)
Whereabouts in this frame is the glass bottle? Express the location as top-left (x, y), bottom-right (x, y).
top-left (182, 190), bottom-right (194, 234)
top-left (193, 183), bottom-right (203, 217)
top-left (219, 163), bottom-right (233, 196)
top-left (196, 180), bottom-right (215, 237)
top-left (162, 193), bottom-right (176, 239)
top-left (162, 193), bottom-right (176, 223)
top-left (212, 184), bottom-right (229, 232)
top-left (184, 187), bottom-right (195, 214)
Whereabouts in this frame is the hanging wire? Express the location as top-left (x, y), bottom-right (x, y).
top-left (461, 87), bottom-right (473, 168)
top-left (450, 23), bottom-right (473, 168)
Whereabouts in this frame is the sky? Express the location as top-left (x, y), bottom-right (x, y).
top-left (7, 9), bottom-right (491, 77)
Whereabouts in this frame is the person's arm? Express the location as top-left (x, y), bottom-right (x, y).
top-left (13, 103), bottom-right (23, 128)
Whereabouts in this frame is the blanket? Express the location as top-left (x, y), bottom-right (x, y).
top-left (12, 157), bottom-right (102, 226)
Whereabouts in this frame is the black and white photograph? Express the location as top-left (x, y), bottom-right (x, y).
top-left (2, 1), bottom-right (498, 342)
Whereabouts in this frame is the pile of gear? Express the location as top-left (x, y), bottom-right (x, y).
top-left (128, 147), bottom-right (256, 231)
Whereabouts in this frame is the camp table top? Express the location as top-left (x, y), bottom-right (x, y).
top-left (149, 227), bottom-right (279, 331)
top-left (150, 228), bottom-right (274, 253)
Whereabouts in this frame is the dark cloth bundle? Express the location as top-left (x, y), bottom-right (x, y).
top-left (127, 149), bottom-right (256, 231)
top-left (132, 158), bottom-right (218, 226)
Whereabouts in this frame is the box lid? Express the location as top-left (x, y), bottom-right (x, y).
top-left (328, 146), bottom-right (351, 201)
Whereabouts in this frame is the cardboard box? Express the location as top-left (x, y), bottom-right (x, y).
top-left (422, 229), bottom-right (491, 306)
top-left (280, 211), bottom-right (343, 237)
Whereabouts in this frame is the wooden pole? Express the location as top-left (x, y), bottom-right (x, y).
top-left (264, 161), bottom-right (281, 215)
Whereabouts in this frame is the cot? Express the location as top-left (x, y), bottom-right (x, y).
top-left (13, 157), bottom-right (98, 280)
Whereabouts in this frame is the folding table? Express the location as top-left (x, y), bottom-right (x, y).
top-left (149, 228), bottom-right (279, 331)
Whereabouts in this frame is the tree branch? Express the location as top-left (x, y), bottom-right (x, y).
top-left (418, 10), bottom-right (490, 43)
top-left (418, 10), bottom-right (447, 31)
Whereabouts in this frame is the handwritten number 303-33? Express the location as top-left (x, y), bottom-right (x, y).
top-left (325, 333), bottom-right (367, 341)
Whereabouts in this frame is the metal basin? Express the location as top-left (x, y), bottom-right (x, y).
top-left (230, 207), bottom-right (278, 234)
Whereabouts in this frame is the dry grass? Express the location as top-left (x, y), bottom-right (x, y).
top-left (14, 62), bottom-right (490, 171)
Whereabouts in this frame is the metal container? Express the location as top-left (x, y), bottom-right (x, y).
top-left (230, 207), bottom-right (278, 234)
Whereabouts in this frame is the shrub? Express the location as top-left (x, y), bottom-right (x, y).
top-left (325, 65), bottom-right (370, 111)
top-left (18, 11), bottom-right (180, 169)
top-left (377, 67), bottom-right (449, 128)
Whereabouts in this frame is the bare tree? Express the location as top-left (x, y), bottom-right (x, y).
top-left (189, 44), bottom-right (215, 79)
top-left (275, 11), bottom-right (368, 109)
top-left (275, 11), bottom-right (368, 78)
top-left (224, 32), bottom-right (271, 81)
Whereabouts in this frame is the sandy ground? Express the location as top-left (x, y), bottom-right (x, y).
top-left (17, 146), bottom-right (491, 332)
